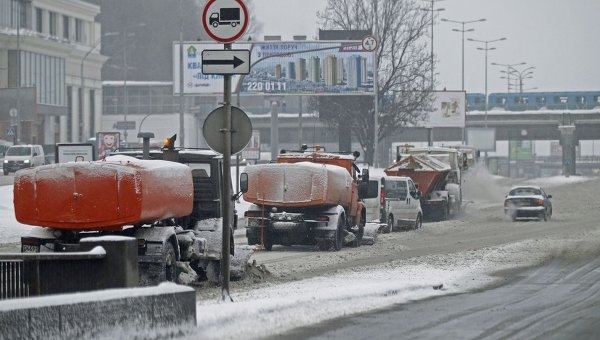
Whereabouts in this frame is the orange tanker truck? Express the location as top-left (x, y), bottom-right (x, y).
top-left (241, 145), bottom-right (377, 251)
top-left (16, 143), bottom-right (248, 286)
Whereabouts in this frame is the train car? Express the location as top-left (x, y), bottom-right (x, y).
top-left (465, 93), bottom-right (486, 111)
top-left (486, 91), bottom-right (600, 111)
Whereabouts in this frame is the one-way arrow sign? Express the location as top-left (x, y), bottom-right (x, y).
top-left (202, 49), bottom-right (250, 75)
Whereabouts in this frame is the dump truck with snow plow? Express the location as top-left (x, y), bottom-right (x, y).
top-left (385, 146), bottom-right (463, 221)
top-left (16, 141), bottom-right (249, 286)
top-left (241, 145), bottom-right (377, 251)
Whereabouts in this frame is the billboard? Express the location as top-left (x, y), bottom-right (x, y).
top-left (423, 91), bottom-right (466, 128)
top-left (466, 127), bottom-right (496, 152)
top-left (173, 41), bottom-right (374, 96)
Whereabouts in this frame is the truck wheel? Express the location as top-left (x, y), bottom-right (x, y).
top-left (333, 215), bottom-right (344, 251)
top-left (385, 214), bottom-right (394, 234)
top-left (317, 240), bottom-right (330, 251)
top-left (163, 242), bottom-right (177, 283)
top-left (212, 22), bottom-right (218, 28)
top-left (414, 213), bottom-right (422, 230)
top-left (262, 229), bottom-right (273, 251)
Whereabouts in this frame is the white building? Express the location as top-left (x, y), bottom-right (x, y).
top-left (0, 0), bottom-right (106, 145)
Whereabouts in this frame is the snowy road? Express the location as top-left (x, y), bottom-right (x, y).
top-left (188, 168), bottom-right (600, 339)
top-left (1, 167), bottom-right (599, 339)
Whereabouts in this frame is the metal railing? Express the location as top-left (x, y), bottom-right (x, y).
top-left (0, 246), bottom-right (106, 300)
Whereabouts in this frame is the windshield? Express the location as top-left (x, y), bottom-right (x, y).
top-left (6, 147), bottom-right (32, 156)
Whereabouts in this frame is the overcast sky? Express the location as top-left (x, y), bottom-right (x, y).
top-left (252, 0), bottom-right (600, 94)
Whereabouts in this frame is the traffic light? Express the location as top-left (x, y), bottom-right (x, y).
top-left (163, 134), bottom-right (177, 150)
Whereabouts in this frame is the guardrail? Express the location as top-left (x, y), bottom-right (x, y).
top-left (0, 237), bottom-right (138, 300)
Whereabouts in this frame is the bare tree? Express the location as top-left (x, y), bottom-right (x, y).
top-left (317, 0), bottom-right (435, 164)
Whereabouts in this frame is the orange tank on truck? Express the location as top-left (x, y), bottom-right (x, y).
top-left (17, 140), bottom-right (252, 286)
top-left (241, 145), bottom-right (377, 252)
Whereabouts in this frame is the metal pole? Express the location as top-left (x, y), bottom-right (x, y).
top-left (179, 0), bottom-right (185, 147)
top-left (460, 22), bottom-right (465, 91)
top-left (123, 27), bottom-right (128, 144)
top-left (15, 0), bottom-right (21, 144)
top-left (373, 0), bottom-right (379, 167)
top-left (484, 41), bottom-right (488, 128)
top-left (221, 43), bottom-right (232, 301)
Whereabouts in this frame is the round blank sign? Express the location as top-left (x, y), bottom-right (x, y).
top-left (202, 105), bottom-right (252, 154)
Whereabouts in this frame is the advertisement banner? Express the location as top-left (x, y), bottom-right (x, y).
top-left (423, 91), bottom-right (466, 128)
top-left (173, 41), bottom-right (374, 96)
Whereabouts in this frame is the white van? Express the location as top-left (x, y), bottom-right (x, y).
top-left (3, 144), bottom-right (45, 175)
top-left (364, 175), bottom-right (423, 233)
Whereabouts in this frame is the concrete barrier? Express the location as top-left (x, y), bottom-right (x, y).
top-left (0, 283), bottom-right (196, 339)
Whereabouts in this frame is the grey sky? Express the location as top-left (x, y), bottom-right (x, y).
top-left (252, 0), bottom-right (600, 93)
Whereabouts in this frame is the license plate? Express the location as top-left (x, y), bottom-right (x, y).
top-left (21, 244), bottom-right (40, 253)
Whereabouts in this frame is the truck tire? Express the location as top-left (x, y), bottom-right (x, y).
top-left (414, 213), bottom-right (422, 230)
top-left (385, 214), bottom-right (394, 234)
top-left (333, 215), bottom-right (344, 251)
top-left (262, 227), bottom-right (273, 251)
top-left (163, 242), bottom-right (177, 283)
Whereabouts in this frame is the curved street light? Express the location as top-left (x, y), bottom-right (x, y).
top-left (421, 0), bottom-right (445, 89)
top-left (467, 37), bottom-right (506, 127)
top-left (509, 66), bottom-right (535, 93)
top-left (441, 18), bottom-right (486, 91)
top-left (491, 62), bottom-right (526, 93)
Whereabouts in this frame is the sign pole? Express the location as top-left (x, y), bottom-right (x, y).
top-left (221, 42), bottom-right (233, 301)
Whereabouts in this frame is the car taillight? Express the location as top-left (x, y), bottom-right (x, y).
top-left (535, 199), bottom-right (544, 206)
top-left (380, 187), bottom-right (385, 205)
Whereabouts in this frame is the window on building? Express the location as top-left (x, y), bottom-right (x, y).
top-left (75, 18), bottom-right (83, 42)
top-left (49, 12), bottom-right (57, 36)
top-left (63, 15), bottom-right (69, 39)
top-left (35, 8), bottom-right (43, 33)
top-left (89, 90), bottom-right (95, 138)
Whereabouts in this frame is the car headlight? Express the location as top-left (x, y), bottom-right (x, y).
top-left (23, 159), bottom-right (30, 164)
top-left (3, 160), bottom-right (7, 164)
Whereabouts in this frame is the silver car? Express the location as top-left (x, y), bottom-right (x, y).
top-left (504, 185), bottom-right (553, 222)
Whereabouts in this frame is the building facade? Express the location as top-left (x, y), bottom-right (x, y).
top-left (0, 0), bottom-right (106, 145)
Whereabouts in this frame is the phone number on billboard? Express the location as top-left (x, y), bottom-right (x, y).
top-left (245, 81), bottom-right (287, 93)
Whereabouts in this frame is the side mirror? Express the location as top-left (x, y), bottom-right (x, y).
top-left (361, 168), bottom-right (370, 182)
top-left (547, 194), bottom-right (552, 199)
top-left (359, 180), bottom-right (379, 199)
top-left (233, 173), bottom-right (249, 201)
top-left (240, 173), bottom-right (248, 193)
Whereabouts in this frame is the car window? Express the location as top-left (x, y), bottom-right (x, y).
top-left (408, 180), bottom-right (418, 197)
top-left (510, 188), bottom-right (541, 196)
top-left (6, 147), bottom-right (31, 156)
top-left (385, 180), bottom-right (407, 200)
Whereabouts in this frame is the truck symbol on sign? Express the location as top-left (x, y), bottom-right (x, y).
top-left (210, 7), bottom-right (240, 27)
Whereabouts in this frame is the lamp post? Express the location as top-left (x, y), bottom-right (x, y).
top-left (468, 37), bottom-right (506, 128)
top-left (106, 23), bottom-right (146, 145)
top-left (509, 65), bottom-right (535, 93)
top-left (80, 33), bottom-right (118, 142)
top-left (421, 0), bottom-right (444, 89)
top-left (441, 18), bottom-right (486, 91)
top-left (491, 62), bottom-right (525, 93)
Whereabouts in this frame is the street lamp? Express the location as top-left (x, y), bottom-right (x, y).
top-left (468, 37), bottom-right (506, 128)
top-left (491, 62), bottom-right (525, 93)
top-left (106, 22), bottom-right (146, 144)
top-left (80, 33), bottom-right (119, 142)
top-left (421, 0), bottom-right (444, 89)
top-left (509, 66), bottom-right (535, 93)
top-left (441, 18), bottom-right (486, 91)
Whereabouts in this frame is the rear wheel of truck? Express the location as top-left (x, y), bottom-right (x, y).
top-left (333, 214), bottom-right (344, 251)
top-left (385, 214), bottom-right (394, 233)
top-left (414, 213), bottom-right (422, 230)
top-left (163, 242), bottom-right (177, 283)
